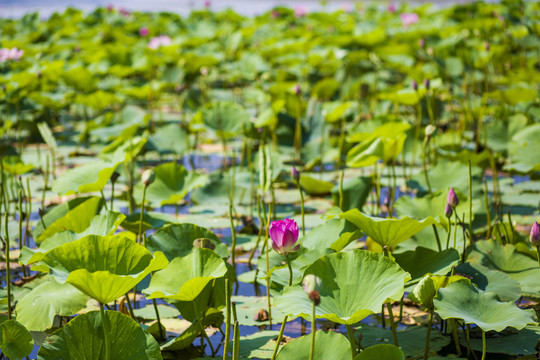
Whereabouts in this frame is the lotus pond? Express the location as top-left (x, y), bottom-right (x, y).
top-left (1, 1), bottom-right (540, 359)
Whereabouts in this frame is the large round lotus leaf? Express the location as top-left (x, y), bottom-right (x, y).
top-left (433, 281), bottom-right (536, 332)
top-left (0, 320), bottom-right (34, 360)
top-left (467, 240), bottom-right (540, 297)
top-left (454, 263), bottom-right (521, 302)
top-left (354, 344), bottom-right (405, 360)
top-left (298, 175), bottom-right (334, 195)
top-left (331, 176), bottom-right (372, 212)
top-left (37, 310), bottom-right (162, 360)
top-left (276, 331), bottom-right (351, 360)
top-left (35, 235), bottom-right (168, 304)
top-left (461, 325), bottom-right (540, 356)
top-left (146, 223), bottom-right (228, 260)
top-left (134, 162), bottom-right (208, 207)
top-left (301, 218), bottom-right (363, 253)
top-left (32, 196), bottom-right (104, 242)
top-left (340, 209), bottom-right (437, 248)
top-left (407, 160), bottom-right (482, 195)
top-left (202, 101), bottom-right (251, 139)
top-left (144, 248), bottom-right (228, 302)
top-left (275, 250), bottom-right (410, 325)
top-left (15, 276), bottom-right (89, 331)
top-left (394, 247), bottom-right (460, 283)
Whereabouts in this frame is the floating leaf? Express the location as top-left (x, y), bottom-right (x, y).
top-left (354, 344), bottom-right (405, 360)
top-left (277, 331), bottom-right (351, 360)
top-left (0, 320), bottom-right (34, 360)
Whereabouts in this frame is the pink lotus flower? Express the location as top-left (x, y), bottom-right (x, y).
top-left (269, 218), bottom-right (300, 256)
top-left (139, 27), bottom-right (149, 37)
top-left (0, 47), bottom-right (23, 62)
top-left (294, 5), bottom-right (308, 18)
top-left (204, 0), bottom-right (211, 8)
top-left (401, 13), bottom-right (419, 28)
top-left (148, 35), bottom-right (172, 49)
top-left (387, 4), bottom-right (396, 13)
top-left (342, 3), bottom-right (353, 12)
top-left (271, 10), bottom-right (280, 18)
top-left (119, 7), bottom-right (130, 16)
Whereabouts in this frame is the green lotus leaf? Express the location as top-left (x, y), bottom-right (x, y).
top-left (33, 196), bottom-right (104, 243)
top-left (148, 123), bottom-right (189, 155)
top-left (275, 250), bottom-right (410, 325)
top-left (144, 248), bottom-right (228, 302)
top-left (276, 331), bottom-right (351, 360)
top-left (134, 162), bottom-right (208, 206)
top-left (407, 160), bottom-right (482, 195)
top-left (454, 263), bottom-right (522, 303)
top-left (301, 218), bottom-right (362, 253)
top-left (394, 247), bottom-right (460, 283)
top-left (354, 344), bottom-right (405, 360)
top-left (467, 240), bottom-right (540, 297)
top-left (35, 235), bottom-right (168, 304)
top-left (0, 320), bottom-right (34, 360)
top-left (1, 156), bottom-right (34, 175)
top-left (340, 209), bottom-right (437, 248)
top-left (408, 274), bottom-right (469, 310)
top-left (52, 158), bottom-right (121, 195)
top-left (433, 281), bottom-right (536, 332)
top-left (202, 101), bottom-right (251, 139)
top-left (298, 175), bottom-right (334, 195)
top-left (15, 276), bottom-right (89, 331)
top-left (37, 310), bottom-right (162, 360)
top-left (146, 223), bottom-right (228, 260)
top-left (331, 176), bottom-right (372, 211)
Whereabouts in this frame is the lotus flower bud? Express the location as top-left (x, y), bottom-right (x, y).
top-left (291, 166), bottom-right (300, 182)
top-left (302, 274), bottom-right (322, 294)
top-left (418, 38), bottom-right (425, 48)
top-left (294, 84), bottom-right (301, 96)
top-left (269, 218), bottom-right (300, 256)
top-left (111, 171), bottom-right (120, 183)
top-left (424, 78), bottom-right (430, 90)
top-left (444, 203), bottom-right (453, 218)
top-left (530, 221), bottom-right (540, 247)
top-left (412, 80), bottom-right (418, 91)
top-left (484, 42), bottom-right (490, 51)
top-left (141, 169), bottom-right (155, 186)
top-left (447, 188), bottom-right (459, 207)
top-left (425, 125), bottom-right (436, 138)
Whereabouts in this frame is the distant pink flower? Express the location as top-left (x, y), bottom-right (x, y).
top-left (139, 27), bottom-right (149, 37)
top-left (148, 35), bottom-right (172, 49)
top-left (295, 5), bottom-right (307, 18)
top-left (401, 13), bottom-right (419, 28)
top-left (119, 7), bottom-right (130, 16)
top-left (342, 3), bottom-right (353, 12)
top-left (204, 0), bottom-right (211, 8)
top-left (271, 10), bottom-right (280, 18)
top-left (0, 47), bottom-right (23, 62)
top-left (106, 4), bottom-right (114, 11)
top-left (387, 4), bottom-right (396, 13)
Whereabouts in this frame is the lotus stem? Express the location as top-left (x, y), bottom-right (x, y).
top-left (481, 330), bottom-right (486, 360)
top-left (265, 203), bottom-right (272, 328)
top-left (4, 212), bottom-right (12, 320)
top-left (339, 169), bottom-right (344, 210)
top-left (100, 189), bottom-right (108, 211)
top-left (99, 303), bottom-right (111, 360)
top-left (271, 315), bottom-right (288, 360)
top-left (345, 324), bottom-right (357, 359)
top-left (398, 295), bottom-right (404, 323)
top-left (110, 180), bottom-right (115, 211)
top-left (421, 137), bottom-right (432, 194)
top-left (18, 188), bottom-right (27, 277)
top-left (309, 301), bottom-right (316, 360)
top-left (387, 303), bottom-right (399, 347)
top-left (247, 194), bottom-right (263, 266)
top-left (453, 211), bottom-right (458, 249)
top-left (483, 179), bottom-right (491, 240)
top-left (451, 319), bottom-right (461, 356)
top-left (536, 247), bottom-right (540, 268)
top-left (423, 309), bottom-right (433, 360)
top-left (152, 299), bottom-right (165, 341)
top-left (224, 278), bottom-right (231, 360)
top-left (138, 184), bottom-right (147, 246)
top-left (41, 155), bottom-right (49, 209)
top-left (432, 225), bottom-right (442, 252)
top-left (24, 178), bottom-right (31, 249)
top-left (296, 180), bottom-right (305, 236)
top-left (229, 202), bottom-right (237, 274)
top-left (285, 254), bottom-right (293, 287)
top-left (194, 301), bottom-right (215, 355)
top-left (124, 293), bottom-right (135, 319)
top-left (232, 320), bottom-right (240, 360)
top-left (468, 160), bottom-right (473, 244)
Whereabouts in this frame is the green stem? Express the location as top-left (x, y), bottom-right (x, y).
top-left (432, 225), bottom-right (442, 252)
top-left (387, 303), bottom-right (399, 347)
top-left (232, 321), bottom-right (240, 360)
top-left (100, 304), bottom-right (111, 360)
top-left (193, 301), bottom-right (215, 355)
top-left (138, 185), bottom-right (147, 246)
top-left (423, 310), bottom-right (433, 360)
top-left (229, 203), bottom-right (237, 278)
top-left (285, 255), bottom-right (293, 287)
top-left (451, 319), bottom-right (461, 356)
top-left (468, 160), bottom-right (473, 244)
top-left (110, 181), bottom-right (115, 211)
top-left (483, 179), bottom-right (491, 240)
top-left (124, 293), bottom-right (135, 319)
top-left (41, 155), bottom-right (49, 209)
top-left (421, 138), bottom-right (432, 194)
top-left (265, 203), bottom-right (273, 327)
top-left (345, 324), bottom-right (357, 359)
top-left (339, 169), bottom-right (344, 210)
top-left (536, 247), bottom-right (540, 268)
top-left (224, 278), bottom-right (231, 360)
top-left (297, 181), bottom-right (305, 236)
top-left (100, 189), bottom-right (108, 211)
top-left (445, 220), bottom-right (452, 249)
top-left (481, 330), bottom-right (486, 360)
top-left (271, 315), bottom-right (288, 360)
top-left (18, 188), bottom-right (27, 277)
top-left (4, 212), bottom-right (12, 320)
top-left (453, 211), bottom-right (458, 249)
top-left (152, 298), bottom-right (165, 341)
top-left (309, 301), bottom-right (316, 360)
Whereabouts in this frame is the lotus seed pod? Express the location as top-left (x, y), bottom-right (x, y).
top-left (308, 290), bottom-right (321, 306)
top-left (141, 169), bottom-right (155, 186)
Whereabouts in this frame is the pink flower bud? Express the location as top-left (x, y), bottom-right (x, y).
top-left (447, 188), bottom-right (459, 207)
top-left (444, 203), bottom-right (453, 218)
top-left (530, 221), bottom-right (540, 247)
top-left (139, 27), bottom-right (149, 37)
top-left (269, 218), bottom-right (300, 256)
top-left (291, 167), bottom-right (300, 182)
